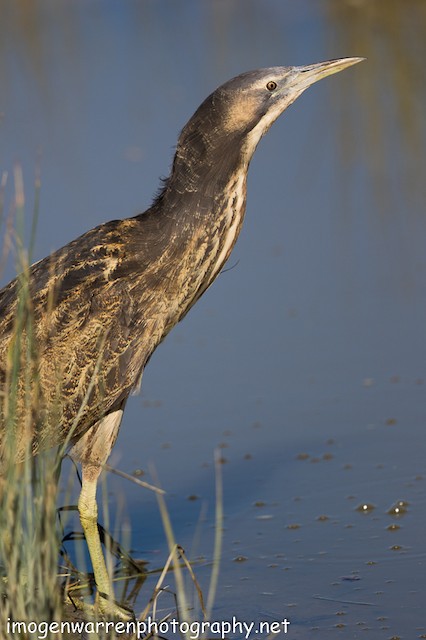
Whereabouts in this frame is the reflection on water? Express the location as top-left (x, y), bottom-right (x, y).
top-left (1, 0), bottom-right (425, 636)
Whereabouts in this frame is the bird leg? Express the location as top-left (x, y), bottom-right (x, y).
top-left (70, 409), bottom-right (130, 619)
top-left (78, 463), bottom-right (128, 619)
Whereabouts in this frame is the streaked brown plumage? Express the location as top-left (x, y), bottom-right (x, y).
top-left (0, 58), bottom-right (364, 617)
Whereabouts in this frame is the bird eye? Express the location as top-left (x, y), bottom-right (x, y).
top-left (266, 81), bottom-right (277, 91)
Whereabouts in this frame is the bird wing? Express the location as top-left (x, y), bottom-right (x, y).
top-left (0, 217), bottom-right (164, 458)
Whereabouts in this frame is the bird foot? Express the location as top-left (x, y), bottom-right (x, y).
top-left (97, 594), bottom-right (134, 621)
top-left (65, 592), bottom-right (134, 621)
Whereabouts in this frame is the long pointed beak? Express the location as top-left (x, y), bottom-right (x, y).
top-left (291, 57), bottom-right (365, 90)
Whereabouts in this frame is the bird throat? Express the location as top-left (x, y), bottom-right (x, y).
top-left (182, 169), bottom-right (247, 311)
top-left (207, 171), bottom-right (247, 283)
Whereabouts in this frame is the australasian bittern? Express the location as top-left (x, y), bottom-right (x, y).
top-left (0, 58), bottom-right (363, 617)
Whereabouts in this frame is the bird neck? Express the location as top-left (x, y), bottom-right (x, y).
top-left (149, 137), bottom-right (250, 316)
top-left (155, 119), bottom-right (252, 230)
top-left (169, 123), bottom-right (250, 199)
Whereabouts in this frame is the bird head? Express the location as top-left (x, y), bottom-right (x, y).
top-left (176, 58), bottom-right (364, 173)
top-left (165, 57), bottom-right (364, 202)
top-left (218, 57), bottom-right (365, 161)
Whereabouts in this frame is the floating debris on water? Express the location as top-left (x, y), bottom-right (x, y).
top-left (387, 500), bottom-right (409, 516)
top-left (356, 503), bottom-right (376, 513)
top-left (233, 555), bottom-right (248, 563)
top-left (286, 523), bottom-right (301, 530)
top-left (296, 452), bottom-right (310, 461)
